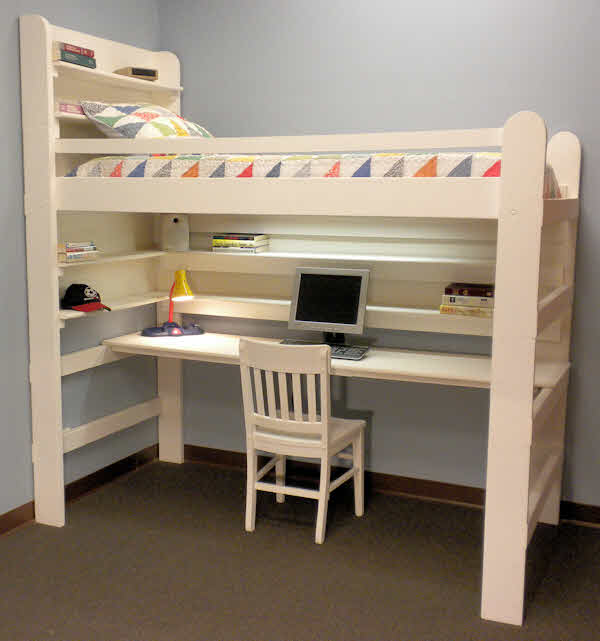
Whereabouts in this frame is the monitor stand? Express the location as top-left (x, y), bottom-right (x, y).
top-left (324, 332), bottom-right (346, 345)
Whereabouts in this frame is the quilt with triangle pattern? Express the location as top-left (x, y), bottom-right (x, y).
top-left (67, 152), bottom-right (503, 178)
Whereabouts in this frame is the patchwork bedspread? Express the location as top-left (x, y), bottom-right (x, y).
top-left (66, 152), bottom-right (502, 178)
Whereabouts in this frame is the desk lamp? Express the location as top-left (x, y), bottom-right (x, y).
top-left (142, 269), bottom-right (204, 337)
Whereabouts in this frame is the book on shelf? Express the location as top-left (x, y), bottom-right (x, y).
top-left (56, 101), bottom-right (85, 115)
top-left (114, 66), bottom-right (158, 81)
top-left (212, 246), bottom-right (268, 254)
top-left (212, 233), bottom-right (269, 241)
top-left (53, 49), bottom-right (96, 69)
top-left (212, 238), bottom-right (269, 248)
top-left (444, 282), bottom-right (495, 297)
top-left (441, 294), bottom-right (494, 308)
top-left (58, 250), bottom-right (100, 262)
top-left (58, 241), bottom-right (96, 251)
top-left (53, 41), bottom-right (95, 58)
top-left (439, 304), bottom-right (493, 318)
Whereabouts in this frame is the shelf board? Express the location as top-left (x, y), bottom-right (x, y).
top-left (55, 111), bottom-right (88, 121)
top-left (174, 294), bottom-right (493, 336)
top-left (53, 61), bottom-right (182, 93)
top-left (58, 249), bottom-right (165, 268)
top-left (59, 291), bottom-right (169, 321)
top-left (103, 331), bottom-right (568, 390)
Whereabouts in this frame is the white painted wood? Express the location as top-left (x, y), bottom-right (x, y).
top-left (537, 285), bottom-right (573, 336)
top-left (532, 368), bottom-right (569, 440)
top-left (59, 250), bottom-right (165, 268)
top-left (57, 177), bottom-right (500, 219)
top-left (63, 398), bottom-right (160, 453)
top-left (60, 345), bottom-right (134, 376)
top-left (482, 111), bottom-right (547, 626)
top-left (55, 126), bottom-right (502, 155)
top-left (160, 251), bottom-right (495, 284)
top-left (546, 132), bottom-right (581, 199)
top-left (173, 295), bottom-right (492, 336)
top-left (53, 61), bottom-right (181, 93)
top-left (527, 451), bottom-right (562, 543)
top-left (59, 291), bottom-right (169, 321)
top-left (20, 15), bottom-right (65, 526)
top-left (103, 331), bottom-right (568, 390)
top-left (239, 339), bottom-right (364, 543)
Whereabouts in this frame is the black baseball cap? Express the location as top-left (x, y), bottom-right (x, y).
top-left (61, 284), bottom-right (111, 312)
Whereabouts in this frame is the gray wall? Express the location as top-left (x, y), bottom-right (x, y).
top-left (0, 1), bottom-right (160, 516)
top-left (159, 0), bottom-right (600, 505)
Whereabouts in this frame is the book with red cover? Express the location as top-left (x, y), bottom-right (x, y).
top-left (54, 41), bottom-right (95, 58)
top-left (444, 282), bottom-right (495, 297)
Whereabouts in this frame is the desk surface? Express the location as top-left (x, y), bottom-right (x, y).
top-left (104, 332), bottom-right (567, 390)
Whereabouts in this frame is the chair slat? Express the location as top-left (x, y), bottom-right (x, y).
top-left (265, 370), bottom-right (276, 417)
top-left (307, 374), bottom-right (317, 422)
top-left (253, 367), bottom-right (265, 415)
top-left (278, 372), bottom-right (289, 420)
top-left (292, 373), bottom-right (303, 421)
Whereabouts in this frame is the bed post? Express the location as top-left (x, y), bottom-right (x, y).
top-left (535, 132), bottom-right (580, 526)
top-left (19, 15), bottom-right (65, 526)
top-left (481, 111), bottom-right (547, 625)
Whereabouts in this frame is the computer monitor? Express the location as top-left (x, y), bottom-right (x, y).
top-left (288, 267), bottom-right (370, 343)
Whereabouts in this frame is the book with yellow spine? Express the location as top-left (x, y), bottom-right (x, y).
top-left (439, 304), bottom-right (493, 318)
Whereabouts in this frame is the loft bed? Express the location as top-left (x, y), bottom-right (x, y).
top-left (19, 15), bottom-right (580, 626)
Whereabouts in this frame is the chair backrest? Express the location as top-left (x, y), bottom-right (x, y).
top-left (239, 339), bottom-right (331, 449)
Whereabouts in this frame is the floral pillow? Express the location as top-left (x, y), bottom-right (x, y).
top-left (80, 101), bottom-right (212, 139)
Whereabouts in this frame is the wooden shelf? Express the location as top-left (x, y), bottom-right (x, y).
top-left (58, 249), bottom-right (165, 269)
top-left (55, 111), bottom-right (87, 121)
top-left (174, 294), bottom-right (493, 336)
top-left (161, 250), bottom-right (495, 283)
top-left (53, 61), bottom-right (182, 93)
top-left (59, 291), bottom-right (168, 321)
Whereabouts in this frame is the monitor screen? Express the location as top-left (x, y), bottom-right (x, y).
top-left (289, 267), bottom-right (369, 335)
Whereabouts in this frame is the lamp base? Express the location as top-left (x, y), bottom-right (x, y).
top-left (141, 321), bottom-right (204, 337)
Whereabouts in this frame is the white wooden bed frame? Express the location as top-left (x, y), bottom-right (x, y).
top-left (19, 15), bottom-right (581, 626)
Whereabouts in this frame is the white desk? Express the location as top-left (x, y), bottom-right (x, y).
top-left (104, 331), bottom-right (567, 389)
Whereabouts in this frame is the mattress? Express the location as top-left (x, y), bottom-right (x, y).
top-left (66, 152), bottom-right (503, 178)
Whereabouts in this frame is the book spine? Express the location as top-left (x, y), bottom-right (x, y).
top-left (58, 251), bottom-right (99, 261)
top-left (54, 50), bottom-right (96, 69)
top-left (55, 41), bottom-right (95, 58)
top-left (58, 241), bottom-right (96, 250)
top-left (65, 247), bottom-right (97, 253)
top-left (439, 305), bottom-right (493, 318)
top-left (212, 246), bottom-right (267, 253)
top-left (444, 285), bottom-right (494, 297)
top-left (58, 102), bottom-right (85, 115)
top-left (212, 239), bottom-right (269, 248)
top-left (441, 295), bottom-right (494, 308)
top-left (212, 234), bottom-right (268, 241)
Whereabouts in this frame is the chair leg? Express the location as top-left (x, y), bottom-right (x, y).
top-left (245, 449), bottom-right (257, 532)
top-left (276, 455), bottom-right (286, 503)
top-left (315, 457), bottom-right (331, 544)
top-left (353, 430), bottom-right (364, 517)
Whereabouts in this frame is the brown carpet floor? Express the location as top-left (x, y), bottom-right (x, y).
top-left (0, 461), bottom-right (598, 641)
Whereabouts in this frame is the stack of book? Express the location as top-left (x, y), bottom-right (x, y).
top-left (57, 241), bottom-right (99, 263)
top-left (439, 282), bottom-right (494, 318)
top-left (56, 100), bottom-right (85, 116)
top-left (53, 41), bottom-right (96, 69)
top-left (211, 233), bottom-right (269, 254)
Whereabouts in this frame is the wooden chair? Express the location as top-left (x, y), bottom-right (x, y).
top-left (239, 338), bottom-right (366, 544)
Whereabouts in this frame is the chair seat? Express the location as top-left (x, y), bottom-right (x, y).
top-left (255, 415), bottom-right (365, 454)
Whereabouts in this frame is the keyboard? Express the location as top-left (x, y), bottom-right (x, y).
top-left (280, 339), bottom-right (369, 360)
